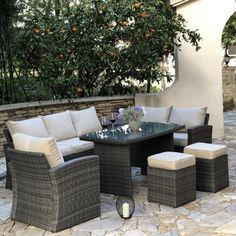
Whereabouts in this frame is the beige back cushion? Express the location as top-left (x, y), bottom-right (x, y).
top-left (42, 111), bottom-right (77, 141)
top-left (168, 107), bottom-right (207, 132)
top-left (7, 117), bottom-right (49, 138)
top-left (12, 133), bottom-right (64, 168)
top-left (142, 106), bottom-right (172, 123)
top-left (70, 106), bottom-right (102, 136)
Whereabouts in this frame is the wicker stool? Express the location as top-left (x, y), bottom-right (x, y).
top-left (147, 152), bottom-right (196, 208)
top-left (184, 142), bottom-right (229, 192)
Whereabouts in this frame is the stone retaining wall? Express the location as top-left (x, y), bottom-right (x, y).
top-left (222, 67), bottom-right (236, 111)
top-left (0, 96), bottom-right (134, 157)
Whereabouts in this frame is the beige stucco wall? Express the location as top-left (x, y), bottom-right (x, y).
top-left (136, 0), bottom-right (236, 138)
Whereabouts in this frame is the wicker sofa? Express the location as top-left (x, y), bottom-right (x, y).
top-left (3, 106), bottom-right (102, 189)
top-left (141, 106), bottom-right (213, 152)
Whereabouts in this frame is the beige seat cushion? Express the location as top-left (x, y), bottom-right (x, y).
top-left (141, 106), bottom-right (172, 123)
top-left (7, 117), bottom-right (49, 137)
top-left (148, 151), bottom-right (195, 170)
top-left (42, 111), bottom-right (77, 141)
top-left (70, 106), bottom-right (102, 136)
top-left (173, 132), bottom-right (188, 147)
top-left (169, 107), bottom-right (207, 132)
top-left (12, 133), bottom-right (64, 168)
top-left (57, 137), bottom-right (94, 155)
top-left (57, 144), bottom-right (73, 156)
top-left (184, 142), bottom-right (227, 159)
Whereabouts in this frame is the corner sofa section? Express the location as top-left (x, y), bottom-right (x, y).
top-left (141, 106), bottom-right (213, 152)
top-left (4, 106), bottom-right (102, 189)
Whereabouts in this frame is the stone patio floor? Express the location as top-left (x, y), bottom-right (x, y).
top-left (1, 110), bottom-right (236, 235)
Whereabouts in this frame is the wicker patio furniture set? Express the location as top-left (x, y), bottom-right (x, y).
top-left (2, 105), bottom-right (219, 232)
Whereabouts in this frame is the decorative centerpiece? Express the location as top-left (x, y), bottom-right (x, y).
top-left (116, 196), bottom-right (135, 219)
top-left (118, 106), bottom-right (144, 131)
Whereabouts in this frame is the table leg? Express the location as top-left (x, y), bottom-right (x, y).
top-left (94, 143), bottom-right (132, 197)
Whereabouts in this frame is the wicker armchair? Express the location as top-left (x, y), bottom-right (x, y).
top-left (3, 128), bottom-right (94, 189)
top-left (7, 148), bottom-right (100, 232)
top-left (174, 113), bottom-right (212, 152)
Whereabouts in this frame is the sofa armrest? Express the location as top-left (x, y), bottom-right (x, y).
top-left (4, 143), bottom-right (14, 189)
top-left (3, 128), bottom-right (13, 143)
top-left (187, 125), bottom-right (212, 145)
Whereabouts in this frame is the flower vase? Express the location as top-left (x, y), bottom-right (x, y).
top-left (129, 120), bottom-right (141, 131)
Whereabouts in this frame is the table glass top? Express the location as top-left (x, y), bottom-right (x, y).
top-left (80, 122), bottom-right (184, 144)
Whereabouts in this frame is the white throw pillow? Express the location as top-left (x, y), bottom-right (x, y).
top-left (169, 107), bottom-right (207, 131)
top-left (70, 106), bottom-right (102, 136)
top-left (42, 111), bottom-right (77, 141)
top-left (7, 117), bottom-right (49, 138)
top-left (141, 106), bottom-right (172, 123)
top-left (12, 133), bottom-right (64, 168)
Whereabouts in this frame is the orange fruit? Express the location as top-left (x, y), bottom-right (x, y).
top-left (34, 28), bottom-right (40, 33)
top-left (140, 12), bottom-right (147, 18)
top-left (72, 26), bottom-right (78, 32)
top-left (110, 51), bottom-right (118, 58)
top-left (96, 51), bottom-right (102, 57)
top-left (145, 32), bottom-right (152, 39)
top-left (133, 2), bottom-right (142, 9)
top-left (122, 20), bottom-right (129, 27)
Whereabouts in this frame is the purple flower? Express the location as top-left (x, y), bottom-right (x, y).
top-left (134, 106), bottom-right (142, 112)
top-left (117, 113), bottom-right (123, 120)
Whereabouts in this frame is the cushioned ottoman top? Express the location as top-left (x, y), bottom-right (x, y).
top-left (148, 151), bottom-right (195, 170)
top-left (184, 142), bottom-right (227, 159)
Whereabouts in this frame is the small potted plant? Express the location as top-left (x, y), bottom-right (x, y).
top-left (118, 106), bottom-right (144, 131)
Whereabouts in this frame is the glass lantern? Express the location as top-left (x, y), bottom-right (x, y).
top-left (116, 196), bottom-right (135, 219)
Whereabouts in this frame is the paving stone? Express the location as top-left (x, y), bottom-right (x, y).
top-left (72, 214), bottom-right (124, 231)
top-left (145, 202), bottom-right (161, 214)
top-left (132, 202), bottom-right (147, 217)
top-left (200, 200), bottom-right (230, 215)
top-left (124, 229), bottom-right (148, 236)
top-left (149, 231), bottom-right (179, 236)
top-left (198, 211), bottom-right (234, 227)
top-left (0, 205), bottom-right (11, 222)
top-left (91, 230), bottom-right (106, 236)
top-left (0, 219), bottom-right (14, 233)
top-left (120, 217), bottom-right (138, 232)
top-left (214, 218), bottom-right (236, 234)
top-left (71, 230), bottom-right (91, 236)
top-left (156, 212), bottom-right (178, 225)
top-left (105, 230), bottom-right (124, 236)
top-left (44, 229), bottom-right (71, 236)
top-left (10, 221), bottom-right (28, 233)
top-left (137, 216), bottom-right (159, 232)
top-left (15, 226), bottom-right (45, 236)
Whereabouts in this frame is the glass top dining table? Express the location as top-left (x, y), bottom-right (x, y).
top-left (80, 122), bottom-right (184, 197)
top-left (81, 122), bottom-right (184, 145)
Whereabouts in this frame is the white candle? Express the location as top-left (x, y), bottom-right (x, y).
top-left (122, 202), bottom-right (129, 218)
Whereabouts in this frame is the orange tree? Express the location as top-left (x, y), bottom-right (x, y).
top-left (10, 0), bottom-right (201, 100)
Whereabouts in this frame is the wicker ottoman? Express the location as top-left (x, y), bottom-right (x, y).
top-left (147, 152), bottom-right (196, 208)
top-left (184, 142), bottom-right (229, 192)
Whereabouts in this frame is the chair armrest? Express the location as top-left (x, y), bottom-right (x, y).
top-left (49, 155), bottom-right (100, 194)
top-left (187, 125), bottom-right (212, 145)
